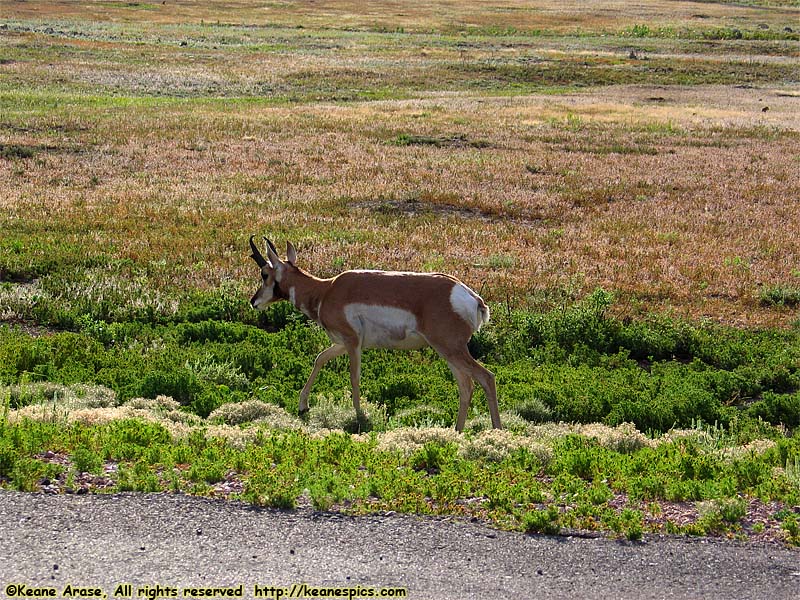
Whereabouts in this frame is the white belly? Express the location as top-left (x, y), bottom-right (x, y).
top-left (343, 304), bottom-right (428, 350)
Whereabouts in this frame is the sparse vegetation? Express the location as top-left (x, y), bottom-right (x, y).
top-left (1, 296), bottom-right (799, 543)
top-left (760, 285), bottom-right (800, 309)
top-left (3, 402), bottom-right (797, 541)
top-left (1, 0), bottom-right (799, 545)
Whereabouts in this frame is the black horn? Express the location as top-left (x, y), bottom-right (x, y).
top-left (249, 235), bottom-right (268, 268)
top-left (264, 237), bottom-right (283, 265)
top-left (264, 237), bottom-right (279, 256)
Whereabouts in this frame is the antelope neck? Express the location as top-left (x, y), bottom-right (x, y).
top-left (281, 269), bottom-right (329, 323)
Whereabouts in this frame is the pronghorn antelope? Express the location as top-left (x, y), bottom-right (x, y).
top-left (248, 237), bottom-right (501, 432)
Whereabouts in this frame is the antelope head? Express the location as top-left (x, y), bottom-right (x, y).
top-left (248, 236), bottom-right (298, 310)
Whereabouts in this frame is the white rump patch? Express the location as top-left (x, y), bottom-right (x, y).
top-left (344, 304), bottom-right (427, 350)
top-left (449, 284), bottom-right (484, 332)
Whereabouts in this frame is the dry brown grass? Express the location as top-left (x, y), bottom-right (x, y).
top-left (6, 0), bottom-right (798, 34)
top-left (1, 2), bottom-right (799, 327)
top-left (4, 84), bottom-right (798, 325)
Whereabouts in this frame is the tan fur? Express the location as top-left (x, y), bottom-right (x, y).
top-left (250, 240), bottom-right (500, 432)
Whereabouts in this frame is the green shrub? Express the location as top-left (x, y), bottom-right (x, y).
top-left (746, 392), bottom-right (800, 429)
top-left (514, 397), bottom-right (553, 423)
top-left (702, 27), bottom-right (742, 41)
top-left (781, 514), bottom-right (800, 545)
top-left (137, 369), bottom-right (202, 406)
top-left (116, 461), bottom-right (161, 493)
top-left (0, 438), bottom-right (18, 477)
top-left (606, 507), bottom-right (645, 541)
top-left (626, 24), bottom-right (651, 38)
top-left (410, 441), bottom-right (456, 474)
top-left (102, 420), bottom-right (172, 460)
top-left (468, 328), bottom-right (496, 360)
top-left (760, 285), bottom-right (800, 308)
top-left (188, 458), bottom-right (226, 484)
top-left (2, 287), bottom-right (799, 435)
top-left (521, 505), bottom-right (561, 535)
top-left (72, 447), bottom-right (103, 474)
top-left (306, 393), bottom-right (387, 433)
top-left (521, 289), bottom-right (617, 355)
top-left (178, 284), bottom-right (251, 323)
top-left (371, 374), bottom-right (421, 414)
top-left (209, 400), bottom-right (302, 430)
top-left (308, 470), bottom-right (352, 511)
top-left (10, 457), bottom-right (61, 492)
top-left (242, 466), bottom-right (299, 509)
top-left (463, 412), bottom-right (529, 435)
top-left (718, 497), bottom-right (748, 524)
top-left (185, 356), bottom-right (250, 390)
top-left (190, 385), bottom-right (246, 419)
top-left (390, 405), bottom-right (450, 428)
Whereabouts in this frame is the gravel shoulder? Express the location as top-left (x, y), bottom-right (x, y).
top-left (0, 490), bottom-right (798, 600)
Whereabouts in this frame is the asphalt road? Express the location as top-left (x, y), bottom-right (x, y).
top-left (0, 491), bottom-right (798, 600)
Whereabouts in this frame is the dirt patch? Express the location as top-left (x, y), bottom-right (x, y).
top-left (570, 83), bottom-right (800, 130)
top-left (1, 320), bottom-right (59, 338)
top-left (0, 142), bottom-right (86, 160)
top-left (353, 198), bottom-right (543, 227)
top-left (0, 122), bottom-right (89, 135)
top-left (392, 133), bottom-right (493, 149)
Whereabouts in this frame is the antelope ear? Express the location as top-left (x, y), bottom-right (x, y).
top-left (286, 241), bottom-right (298, 266)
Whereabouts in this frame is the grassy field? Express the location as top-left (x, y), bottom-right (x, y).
top-left (1, 1), bottom-right (799, 545)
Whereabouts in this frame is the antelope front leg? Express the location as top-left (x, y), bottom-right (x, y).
top-left (299, 344), bottom-right (346, 414)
